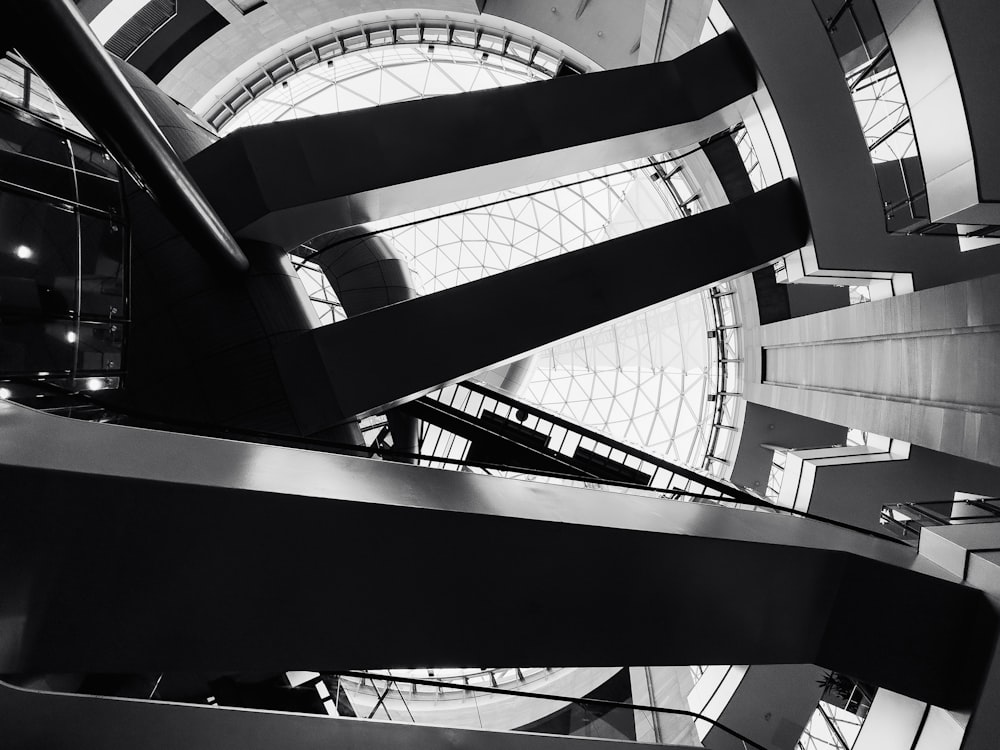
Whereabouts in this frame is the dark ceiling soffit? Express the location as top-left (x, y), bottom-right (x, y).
top-left (128, 0), bottom-right (228, 83)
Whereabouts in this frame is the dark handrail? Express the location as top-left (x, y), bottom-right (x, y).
top-left (336, 670), bottom-right (770, 750)
top-left (2, 376), bottom-right (909, 544)
top-left (460, 379), bottom-right (758, 504)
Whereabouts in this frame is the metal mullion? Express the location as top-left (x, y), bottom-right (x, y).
top-left (366, 678), bottom-right (395, 720)
top-left (847, 45), bottom-right (891, 92)
top-left (825, 0), bottom-right (853, 33)
top-left (848, 6), bottom-right (874, 61)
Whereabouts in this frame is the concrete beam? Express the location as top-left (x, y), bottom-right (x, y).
top-left (186, 31), bottom-right (756, 248)
top-left (0, 401), bottom-right (993, 707)
top-left (275, 179), bottom-right (808, 429)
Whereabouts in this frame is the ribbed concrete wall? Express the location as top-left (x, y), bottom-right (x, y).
top-left (751, 273), bottom-right (1000, 467)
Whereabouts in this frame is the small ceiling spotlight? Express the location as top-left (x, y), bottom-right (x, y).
top-left (0, 387), bottom-right (11, 400)
top-left (15, 244), bottom-right (33, 259)
top-left (66, 331), bottom-right (77, 344)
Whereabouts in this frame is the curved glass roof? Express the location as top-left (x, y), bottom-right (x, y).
top-left (219, 43), bottom-right (550, 134)
top-left (219, 30), bottom-right (731, 470)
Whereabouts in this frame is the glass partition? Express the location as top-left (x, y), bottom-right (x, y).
top-left (0, 54), bottom-right (127, 393)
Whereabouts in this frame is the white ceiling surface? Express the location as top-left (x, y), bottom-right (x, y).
top-left (482, 0), bottom-right (646, 69)
top-left (157, 0), bottom-right (483, 105)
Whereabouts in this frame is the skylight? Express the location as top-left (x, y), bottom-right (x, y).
top-left (218, 31), bottom-right (730, 470)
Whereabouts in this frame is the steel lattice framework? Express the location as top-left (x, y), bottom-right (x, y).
top-left (228, 33), bottom-right (739, 474)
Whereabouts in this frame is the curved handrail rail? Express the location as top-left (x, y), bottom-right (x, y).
top-left (336, 669), bottom-right (769, 750)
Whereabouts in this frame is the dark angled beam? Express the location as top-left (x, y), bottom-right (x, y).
top-left (0, 402), bottom-right (993, 708)
top-left (6, 0), bottom-right (248, 273)
top-left (186, 30), bottom-right (757, 249)
top-left (275, 179), bottom-right (807, 431)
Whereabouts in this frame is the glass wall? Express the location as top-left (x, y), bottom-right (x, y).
top-left (0, 53), bottom-right (127, 393)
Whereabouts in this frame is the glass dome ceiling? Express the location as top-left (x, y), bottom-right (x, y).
top-left (215, 26), bottom-right (734, 470)
top-left (219, 42), bottom-right (551, 132)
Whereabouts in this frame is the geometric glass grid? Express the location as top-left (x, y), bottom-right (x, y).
top-left (218, 44), bottom-right (548, 135)
top-left (292, 259), bottom-right (348, 326)
top-left (364, 165), bottom-right (641, 294)
top-left (847, 59), bottom-right (915, 166)
top-left (524, 286), bottom-right (713, 468)
top-left (224, 41), bottom-right (726, 469)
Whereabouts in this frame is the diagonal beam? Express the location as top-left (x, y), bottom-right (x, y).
top-left (275, 179), bottom-right (808, 431)
top-left (6, 0), bottom-right (248, 273)
top-left (186, 31), bottom-right (757, 249)
top-left (0, 401), bottom-right (993, 708)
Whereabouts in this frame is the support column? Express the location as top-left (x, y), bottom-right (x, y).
top-left (748, 272), bottom-right (1000, 467)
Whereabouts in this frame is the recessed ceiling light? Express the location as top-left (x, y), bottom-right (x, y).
top-left (15, 245), bottom-right (32, 259)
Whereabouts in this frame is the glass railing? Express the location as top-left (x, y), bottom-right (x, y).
top-left (0, 52), bottom-right (89, 137)
top-left (8, 664), bottom-right (772, 749)
top-left (416, 379), bottom-right (760, 507)
top-left (0, 59), bottom-right (128, 393)
top-left (881, 498), bottom-right (1000, 544)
